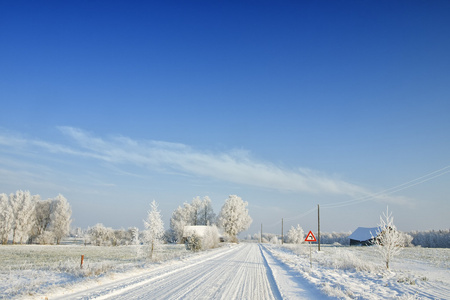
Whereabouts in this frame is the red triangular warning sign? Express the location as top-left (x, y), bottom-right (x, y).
top-left (305, 230), bottom-right (317, 242)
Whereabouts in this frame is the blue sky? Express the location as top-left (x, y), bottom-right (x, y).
top-left (1, 1), bottom-right (449, 235)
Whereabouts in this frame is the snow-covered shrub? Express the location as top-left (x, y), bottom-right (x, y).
top-left (270, 236), bottom-right (279, 244)
top-left (185, 233), bottom-right (202, 252)
top-left (202, 225), bottom-right (220, 250)
top-left (401, 232), bottom-right (414, 247)
top-left (36, 230), bottom-right (55, 245)
top-left (88, 223), bottom-right (114, 246)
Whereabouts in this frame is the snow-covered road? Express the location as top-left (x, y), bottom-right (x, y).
top-left (53, 243), bottom-right (321, 300)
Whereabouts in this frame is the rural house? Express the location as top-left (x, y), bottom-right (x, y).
top-left (349, 227), bottom-right (381, 246)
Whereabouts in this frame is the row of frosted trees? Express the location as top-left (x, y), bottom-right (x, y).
top-left (0, 190), bottom-right (72, 245)
top-left (78, 195), bottom-right (253, 251)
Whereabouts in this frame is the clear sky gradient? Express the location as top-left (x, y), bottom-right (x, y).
top-left (1, 1), bottom-right (449, 235)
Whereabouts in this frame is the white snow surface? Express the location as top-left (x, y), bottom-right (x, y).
top-left (2, 243), bottom-right (449, 299)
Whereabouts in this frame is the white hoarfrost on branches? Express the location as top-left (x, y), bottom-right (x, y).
top-left (0, 193), bottom-right (14, 245)
top-left (287, 224), bottom-right (304, 244)
top-left (170, 204), bottom-right (189, 243)
top-left (373, 206), bottom-right (404, 269)
top-left (143, 200), bottom-right (165, 260)
top-left (198, 196), bottom-right (216, 226)
top-left (1, 190), bottom-right (73, 245)
top-left (50, 194), bottom-right (72, 244)
top-left (9, 190), bottom-right (36, 244)
top-left (88, 223), bottom-right (114, 246)
top-left (218, 195), bottom-right (252, 242)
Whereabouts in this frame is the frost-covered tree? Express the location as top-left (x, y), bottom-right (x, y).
top-left (31, 199), bottom-right (53, 243)
top-left (170, 205), bottom-right (189, 243)
top-left (0, 193), bottom-right (14, 244)
top-left (373, 207), bottom-right (404, 269)
top-left (191, 196), bottom-right (202, 226)
top-left (287, 225), bottom-right (304, 244)
top-left (143, 200), bottom-right (165, 259)
top-left (9, 190), bottom-right (36, 244)
top-left (218, 195), bottom-right (252, 243)
top-left (128, 227), bottom-right (140, 245)
top-left (50, 194), bottom-right (72, 244)
top-left (198, 196), bottom-right (216, 226)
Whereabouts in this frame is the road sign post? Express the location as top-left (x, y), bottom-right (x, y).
top-left (305, 231), bottom-right (317, 268)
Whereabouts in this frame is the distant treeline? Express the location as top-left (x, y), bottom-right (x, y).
top-left (319, 230), bottom-right (450, 248)
top-left (245, 229), bottom-right (450, 248)
top-left (408, 230), bottom-right (450, 248)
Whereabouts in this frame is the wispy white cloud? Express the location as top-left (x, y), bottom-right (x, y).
top-left (0, 126), bottom-right (410, 204)
top-left (56, 126), bottom-right (366, 195)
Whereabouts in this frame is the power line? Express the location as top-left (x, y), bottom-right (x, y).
top-left (263, 165), bottom-right (450, 227)
top-left (321, 165), bottom-right (450, 209)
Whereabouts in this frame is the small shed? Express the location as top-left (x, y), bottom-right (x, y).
top-left (349, 227), bottom-right (381, 246)
top-left (183, 226), bottom-right (208, 240)
top-left (182, 226), bottom-right (225, 243)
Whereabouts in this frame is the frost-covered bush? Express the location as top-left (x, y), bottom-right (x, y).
top-left (36, 230), bottom-right (55, 245)
top-left (88, 223), bottom-right (115, 246)
top-left (202, 225), bottom-right (220, 250)
top-left (185, 233), bottom-right (202, 252)
top-left (401, 232), bottom-right (414, 247)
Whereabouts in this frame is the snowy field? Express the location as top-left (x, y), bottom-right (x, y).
top-left (1, 243), bottom-right (449, 299)
top-left (0, 243), bottom-right (191, 299)
top-left (266, 244), bottom-right (450, 299)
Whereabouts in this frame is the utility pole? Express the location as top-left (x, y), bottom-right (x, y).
top-left (281, 218), bottom-right (284, 244)
top-left (318, 204), bottom-right (321, 251)
top-left (260, 223), bottom-right (263, 243)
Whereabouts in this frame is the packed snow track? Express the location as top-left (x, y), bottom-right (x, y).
top-left (54, 243), bottom-right (320, 300)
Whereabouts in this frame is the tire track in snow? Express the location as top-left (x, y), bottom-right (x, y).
top-left (259, 244), bottom-right (283, 300)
